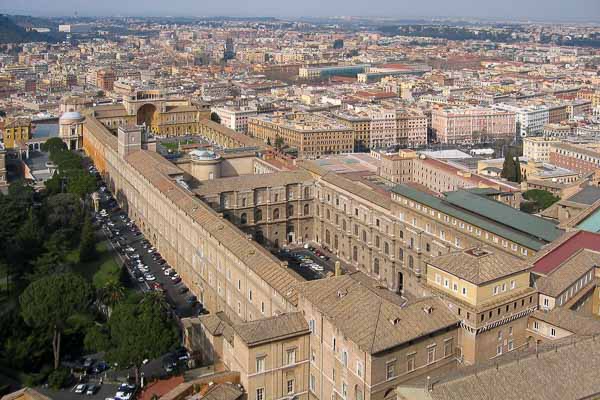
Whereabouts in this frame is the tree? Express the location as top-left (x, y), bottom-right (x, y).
top-left (501, 150), bottom-right (516, 182)
top-left (45, 193), bottom-right (83, 235)
top-left (274, 136), bottom-right (284, 150)
top-left (78, 217), bottom-right (96, 263)
top-left (20, 273), bottom-right (91, 369)
top-left (68, 170), bottom-right (97, 199)
top-left (107, 294), bottom-right (178, 383)
top-left (42, 137), bottom-right (67, 155)
top-left (210, 112), bottom-right (221, 124)
top-left (333, 39), bottom-right (344, 49)
top-left (514, 156), bottom-right (523, 183)
top-left (522, 189), bottom-right (560, 212)
top-left (98, 281), bottom-right (126, 317)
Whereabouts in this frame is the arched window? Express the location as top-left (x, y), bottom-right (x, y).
top-left (304, 187), bottom-right (310, 198)
top-left (255, 209), bottom-right (262, 221)
top-left (373, 258), bottom-right (380, 275)
top-left (273, 208), bottom-right (280, 220)
top-left (240, 213), bottom-right (247, 224)
top-left (304, 204), bottom-right (310, 216)
top-left (384, 242), bottom-right (389, 255)
top-left (399, 230), bottom-right (404, 239)
top-left (398, 248), bottom-right (404, 262)
top-left (287, 204), bottom-right (294, 217)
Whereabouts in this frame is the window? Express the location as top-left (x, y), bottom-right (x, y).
top-left (444, 339), bottom-right (453, 357)
top-left (255, 209), bottom-right (262, 221)
top-left (508, 340), bottom-right (514, 351)
top-left (311, 349), bottom-right (316, 363)
top-left (341, 350), bottom-right (348, 367)
top-left (444, 278), bottom-right (449, 288)
top-left (501, 283), bottom-right (506, 292)
top-left (550, 328), bottom-right (556, 337)
top-left (332, 337), bottom-right (336, 352)
top-left (286, 349), bottom-right (296, 365)
top-left (453, 282), bottom-right (458, 292)
top-left (427, 346), bottom-right (436, 364)
top-left (240, 213), bottom-right (247, 224)
top-left (386, 361), bottom-right (396, 380)
top-left (498, 330), bottom-right (503, 341)
top-left (248, 289), bottom-right (253, 301)
top-left (356, 361), bottom-right (363, 378)
top-left (310, 375), bottom-right (316, 392)
top-left (373, 258), bottom-right (380, 275)
top-left (309, 319), bottom-right (315, 333)
top-left (261, 301), bottom-right (265, 314)
top-left (256, 357), bottom-right (265, 373)
top-left (342, 382), bottom-right (347, 398)
top-left (356, 388), bottom-right (364, 400)
top-left (510, 280), bottom-right (516, 289)
top-left (287, 379), bottom-right (294, 394)
top-left (493, 286), bottom-right (499, 296)
top-left (273, 208), bottom-right (280, 220)
top-left (407, 354), bottom-right (416, 372)
top-left (256, 388), bottom-right (264, 400)
top-left (435, 274), bottom-right (442, 285)
top-left (496, 344), bottom-right (503, 356)
top-left (509, 326), bottom-right (513, 336)
top-left (543, 298), bottom-right (549, 308)
top-left (304, 204), bottom-right (310, 216)
top-left (533, 321), bottom-right (539, 331)
top-left (462, 287), bottom-right (468, 296)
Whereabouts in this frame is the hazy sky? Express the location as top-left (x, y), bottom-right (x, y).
top-left (4, 0), bottom-right (600, 21)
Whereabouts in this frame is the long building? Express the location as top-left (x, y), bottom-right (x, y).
top-left (431, 107), bottom-right (516, 144)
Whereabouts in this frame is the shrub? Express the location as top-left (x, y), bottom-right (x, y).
top-left (48, 368), bottom-right (72, 389)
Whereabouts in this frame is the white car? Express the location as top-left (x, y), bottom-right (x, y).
top-left (75, 384), bottom-right (87, 394)
top-left (164, 268), bottom-right (174, 276)
top-left (115, 392), bottom-right (132, 400)
top-left (144, 274), bottom-right (156, 281)
top-left (311, 265), bottom-right (324, 272)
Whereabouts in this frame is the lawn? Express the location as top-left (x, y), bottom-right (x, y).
top-left (71, 240), bottom-right (123, 289)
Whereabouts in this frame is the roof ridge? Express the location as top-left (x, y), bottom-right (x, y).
top-left (369, 298), bottom-right (384, 354)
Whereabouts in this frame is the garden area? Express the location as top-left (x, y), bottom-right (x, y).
top-left (0, 139), bottom-right (178, 395)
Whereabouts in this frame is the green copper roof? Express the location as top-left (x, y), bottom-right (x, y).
top-left (391, 185), bottom-right (563, 251)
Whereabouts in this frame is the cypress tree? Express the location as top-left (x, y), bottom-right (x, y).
top-left (501, 150), bottom-right (516, 182)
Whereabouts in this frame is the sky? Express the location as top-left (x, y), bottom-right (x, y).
top-left (3, 0), bottom-right (600, 21)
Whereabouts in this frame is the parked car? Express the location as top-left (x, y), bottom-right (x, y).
top-left (75, 384), bottom-right (87, 394)
top-left (86, 384), bottom-right (99, 395)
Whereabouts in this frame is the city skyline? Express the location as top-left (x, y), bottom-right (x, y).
top-left (4, 0), bottom-right (600, 21)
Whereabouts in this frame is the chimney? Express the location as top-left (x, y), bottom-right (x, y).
top-left (335, 260), bottom-right (343, 276)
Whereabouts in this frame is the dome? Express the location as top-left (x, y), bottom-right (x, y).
top-left (190, 149), bottom-right (219, 161)
top-left (59, 111), bottom-right (84, 122)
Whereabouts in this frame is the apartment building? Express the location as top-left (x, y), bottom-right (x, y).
top-left (299, 273), bottom-right (460, 400)
top-left (550, 143), bottom-right (600, 182)
top-left (194, 312), bottom-right (311, 400)
top-left (248, 113), bottom-right (354, 158)
top-left (431, 107), bottom-right (516, 144)
top-left (494, 103), bottom-right (549, 137)
top-left (425, 247), bottom-right (537, 364)
top-left (211, 105), bottom-right (258, 133)
top-left (523, 136), bottom-right (560, 162)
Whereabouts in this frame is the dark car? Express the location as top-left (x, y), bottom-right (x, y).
top-left (172, 277), bottom-right (182, 284)
top-left (91, 361), bottom-right (109, 374)
top-left (178, 286), bottom-right (189, 294)
top-left (162, 356), bottom-right (177, 373)
top-left (186, 295), bottom-right (198, 305)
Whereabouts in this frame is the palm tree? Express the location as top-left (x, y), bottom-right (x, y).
top-left (99, 281), bottom-right (125, 317)
top-left (140, 291), bottom-right (170, 314)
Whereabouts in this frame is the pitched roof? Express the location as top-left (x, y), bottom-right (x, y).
top-left (392, 185), bottom-right (562, 250)
top-left (566, 185), bottom-right (600, 206)
top-left (396, 337), bottom-right (600, 400)
top-left (232, 312), bottom-right (310, 347)
top-left (0, 389), bottom-right (51, 400)
top-left (534, 249), bottom-right (600, 297)
top-left (298, 273), bottom-right (459, 355)
top-left (533, 230), bottom-right (600, 274)
top-left (193, 170), bottom-right (312, 196)
top-left (443, 190), bottom-right (562, 243)
top-left (427, 247), bottom-right (531, 285)
top-left (201, 383), bottom-right (244, 400)
top-left (532, 308), bottom-right (600, 337)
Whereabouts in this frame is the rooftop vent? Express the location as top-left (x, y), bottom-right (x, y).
top-left (423, 306), bottom-right (434, 314)
top-left (389, 317), bottom-right (401, 325)
top-left (337, 289), bottom-right (348, 298)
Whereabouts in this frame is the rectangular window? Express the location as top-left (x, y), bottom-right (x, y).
top-left (342, 382), bottom-right (347, 398)
top-left (256, 357), bottom-right (265, 373)
top-left (287, 379), bottom-right (294, 394)
top-left (444, 279), bottom-right (449, 288)
top-left (427, 346), bottom-right (436, 364)
top-left (462, 287), bottom-right (467, 296)
top-left (533, 321), bottom-right (539, 331)
top-left (309, 319), bottom-right (315, 333)
top-left (309, 374), bottom-right (316, 392)
top-left (356, 361), bottom-right (363, 378)
top-left (435, 273), bottom-right (442, 284)
top-left (510, 280), bottom-right (516, 289)
top-left (256, 388), bottom-right (264, 400)
top-left (286, 349), bottom-right (296, 365)
top-left (386, 361), bottom-right (396, 380)
top-left (407, 355), bottom-right (415, 372)
top-left (550, 328), bottom-right (556, 337)
top-left (444, 339), bottom-right (453, 357)
top-left (496, 345), bottom-right (503, 356)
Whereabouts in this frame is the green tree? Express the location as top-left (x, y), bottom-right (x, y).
top-left (78, 217), bottom-right (96, 263)
top-left (514, 156), bottom-right (523, 183)
top-left (274, 136), bottom-right (284, 149)
top-left (68, 170), bottom-right (97, 199)
top-left (107, 294), bottom-right (178, 383)
top-left (84, 325), bottom-right (110, 353)
top-left (501, 150), bottom-right (516, 182)
top-left (42, 137), bottom-right (67, 155)
top-left (522, 189), bottom-right (560, 212)
top-left (20, 273), bottom-right (91, 369)
top-left (45, 193), bottom-right (82, 234)
top-left (98, 280), bottom-right (126, 317)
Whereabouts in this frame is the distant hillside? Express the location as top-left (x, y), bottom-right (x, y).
top-left (0, 14), bottom-right (64, 44)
